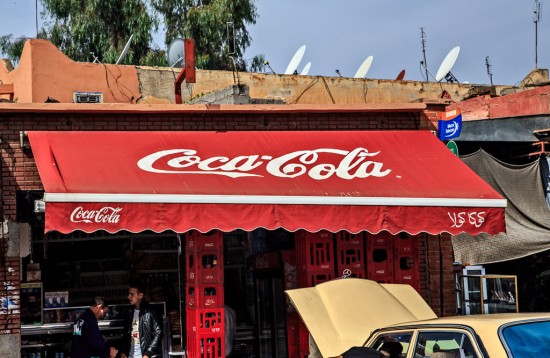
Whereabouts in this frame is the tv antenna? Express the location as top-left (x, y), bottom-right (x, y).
top-left (420, 27), bottom-right (429, 81)
top-left (284, 45), bottom-right (306, 75)
top-left (300, 62), bottom-right (311, 75)
top-left (354, 55), bottom-right (373, 78)
top-left (167, 38), bottom-right (185, 68)
top-left (264, 60), bottom-right (276, 74)
top-left (116, 34), bottom-right (134, 65)
top-left (534, 0), bottom-right (543, 68)
top-left (435, 46), bottom-right (460, 83)
top-left (485, 56), bottom-right (493, 85)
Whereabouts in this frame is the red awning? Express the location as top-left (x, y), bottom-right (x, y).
top-left (28, 131), bottom-right (506, 235)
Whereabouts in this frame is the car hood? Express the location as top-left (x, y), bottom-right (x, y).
top-left (285, 278), bottom-right (437, 358)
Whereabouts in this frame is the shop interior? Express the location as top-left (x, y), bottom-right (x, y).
top-left (20, 226), bottom-right (298, 358)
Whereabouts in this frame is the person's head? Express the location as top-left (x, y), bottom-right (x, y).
top-left (128, 281), bottom-right (145, 308)
top-left (379, 339), bottom-right (403, 358)
top-left (90, 296), bottom-right (109, 320)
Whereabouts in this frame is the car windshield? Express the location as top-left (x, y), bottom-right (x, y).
top-left (501, 320), bottom-right (550, 357)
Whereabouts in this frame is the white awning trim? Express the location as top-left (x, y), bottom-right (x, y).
top-left (43, 193), bottom-right (507, 208)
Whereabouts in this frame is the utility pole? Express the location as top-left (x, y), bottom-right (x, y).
top-left (420, 27), bottom-right (428, 81)
top-left (35, 0), bottom-right (38, 38)
top-left (485, 56), bottom-right (493, 85)
top-left (534, 0), bottom-right (543, 68)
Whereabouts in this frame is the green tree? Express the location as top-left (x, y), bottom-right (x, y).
top-left (0, 35), bottom-right (27, 65)
top-left (1, 0), bottom-right (261, 71)
top-left (151, 0), bottom-right (258, 71)
top-left (41, 0), bottom-right (164, 65)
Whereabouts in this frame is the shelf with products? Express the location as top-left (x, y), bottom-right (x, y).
top-left (24, 231), bottom-right (182, 357)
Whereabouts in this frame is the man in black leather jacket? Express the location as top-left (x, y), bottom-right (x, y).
top-left (119, 283), bottom-right (163, 358)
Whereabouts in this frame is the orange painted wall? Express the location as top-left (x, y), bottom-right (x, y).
top-left (0, 39), bottom-right (140, 103)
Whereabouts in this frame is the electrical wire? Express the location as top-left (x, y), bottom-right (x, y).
top-left (291, 76), bottom-right (319, 104)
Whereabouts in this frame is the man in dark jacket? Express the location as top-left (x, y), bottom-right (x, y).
top-left (120, 282), bottom-right (163, 358)
top-left (71, 297), bottom-right (117, 358)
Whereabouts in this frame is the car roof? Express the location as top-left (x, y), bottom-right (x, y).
top-left (377, 313), bottom-right (550, 356)
top-left (383, 312), bottom-right (550, 328)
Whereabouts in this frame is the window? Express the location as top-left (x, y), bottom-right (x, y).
top-left (501, 320), bottom-right (550, 357)
top-left (414, 331), bottom-right (479, 358)
top-left (371, 332), bottom-right (413, 357)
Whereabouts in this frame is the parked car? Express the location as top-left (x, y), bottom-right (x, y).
top-left (285, 278), bottom-right (550, 357)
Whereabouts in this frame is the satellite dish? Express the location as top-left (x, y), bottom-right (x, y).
top-left (300, 62), bottom-right (311, 75)
top-left (167, 38), bottom-right (185, 68)
top-left (435, 46), bottom-right (460, 82)
top-left (354, 55), bottom-right (373, 78)
top-left (284, 45), bottom-right (306, 75)
top-left (395, 69), bottom-right (406, 81)
top-left (116, 34), bottom-right (134, 65)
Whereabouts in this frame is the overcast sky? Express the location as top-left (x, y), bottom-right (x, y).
top-left (2, 0), bottom-right (549, 86)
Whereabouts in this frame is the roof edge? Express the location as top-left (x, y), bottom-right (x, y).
top-left (0, 102), bottom-right (427, 114)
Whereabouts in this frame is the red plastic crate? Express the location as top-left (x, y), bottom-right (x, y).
top-left (186, 251), bottom-right (224, 284)
top-left (296, 230), bottom-right (335, 272)
top-left (394, 253), bottom-right (420, 290)
top-left (186, 332), bottom-right (225, 358)
top-left (186, 308), bottom-right (225, 335)
top-left (297, 270), bottom-right (335, 288)
top-left (367, 275), bottom-right (394, 284)
top-left (366, 231), bottom-right (393, 248)
top-left (367, 245), bottom-right (394, 276)
top-left (286, 310), bottom-right (301, 358)
top-left (186, 284), bottom-right (224, 308)
top-left (394, 233), bottom-right (418, 255)
top-left (366, 232), bottom-right (394, 279)
top-left (337, 247), bottom-right (364, 269)
top-left (336, 232), bottom-right (365, 249)
top-left (187, 230), bottom-right (223, 252)
top-left (298, 320), bottom-right (310, 358)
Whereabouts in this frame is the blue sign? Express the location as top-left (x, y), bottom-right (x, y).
top-left (438, 111), bottom-right (462, 140)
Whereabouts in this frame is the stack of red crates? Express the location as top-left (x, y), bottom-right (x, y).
top-left (295, 230), bottom-right (336, 357)
top-left (186, 231), bottom-right (225, 358)
top-left (335, 232), bottom-right (366, 278)
top-left (393, 233), bottom-right (420, 290)
top-left (366, 232), bottom-right (394, 284)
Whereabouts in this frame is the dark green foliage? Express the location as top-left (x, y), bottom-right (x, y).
top-left (1, 0), bottom-right (260, 71)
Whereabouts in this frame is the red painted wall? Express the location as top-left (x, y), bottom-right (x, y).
top-left (448, 85), bottom-right (550, 120)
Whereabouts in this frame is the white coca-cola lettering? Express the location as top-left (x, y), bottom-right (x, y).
top-left (70, 206), bottom-right (122, 224)
top-left (137, 148), bottom-right (392, 180)
top-left (448, 211), bottom-right (486, 228)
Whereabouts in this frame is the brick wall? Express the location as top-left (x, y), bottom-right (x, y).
top-left (420, 233), bottom-right (457, 317)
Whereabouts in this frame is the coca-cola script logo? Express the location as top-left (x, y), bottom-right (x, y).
top-left (70, 206), bottom-right (122, 224)
top-left (448, 211), bottom-right (485, 228)
top-left (137, 148), bottom-right (391, 180)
